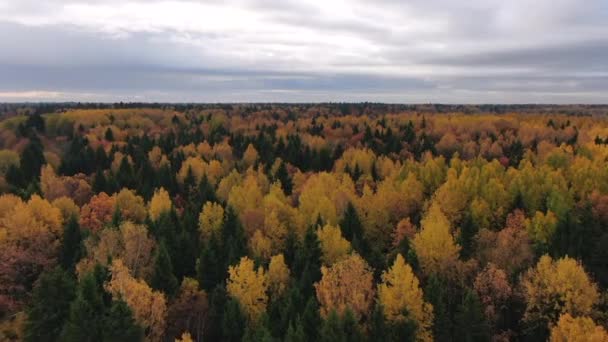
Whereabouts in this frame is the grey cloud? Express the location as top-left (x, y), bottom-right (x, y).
top-left (0, 0), bottom-right (607, 103)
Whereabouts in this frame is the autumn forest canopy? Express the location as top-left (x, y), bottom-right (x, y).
top-left (0, 103), bottom-right (607, 341)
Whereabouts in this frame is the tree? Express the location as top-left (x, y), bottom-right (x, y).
top-left (24, 267), bottom-right (76, 342)
top-left (369, 304), bottom-right (388, 341)
top-left (166, 278), bottom-right (208, 342)
top-left (226, 256), bottom-right (268, 322)
top-left (80, 192), bottom-right (116, 233)
top-left (378, 254), bottom-right (433, 341)
top-left (150, 240), bottom-right (178, 297)
top-left (222, 298), bottom-right (246, 342)
top-left (314, 253), bottom-right (375, 321)
top-left (549, 313), bottom-right (608, 342)
top-left (60, 272), bottom-right (106, 342)
top-left (198, 201), bottom-right (224, 241)
top-left (521, 255), bottom-right (600, 338)
top-left (293, 226), bottom-right (322, 297)
top-left (114, 188), bottom-right (146, 223)
top-left (285, 318), bottom-right (306, 342)
top-left (454, 289), bottom-right (490, 342)
top-left (319, 310), bottom-right (345, 342)
top-left (317, 224), bottom-right (351, 265)
top-left (102, 299), bottom-right (144, 342)
top-left (148, 188), bottom-right (172, 221)
top-left (60, 216), bottom-right (83, 270)
top-left (412, 203), bottom-right (460, 276)
top-left (473, 263), bottom-right (512, 328)
top-left (105, 259), bottom-right (167, 342)
top-left (267, 254), bottom-right (290, 300)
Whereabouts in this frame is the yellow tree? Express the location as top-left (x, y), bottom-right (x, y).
top-left (115, 188), bottom-right (146, 223)
top-left (549, 314), bottom-right (608, 342)
top-left (314, 253), bottom-right (375, 321)
top-left (316, 224), bottom-right (351, 265)
top-left (412, 203), bottom-right (460, 276)
top-left (378, 254), bottom-right (434, 342)
top-left (198, 201), bottom-right (224, 241)
top-left (521, 255), bottom-right (599, 328)
top-left (525, 211), bottom-right (558, 248)
top-left (226, 257), bottom-right (268, 322)
top-left (148, 188), bottom-right (172, 221)
top-left (266, 254), bottom-right (290, 300)
top-left (242, 144), bottom-right (259, 167)
top-left (106, 259), bottom-right (167, 342)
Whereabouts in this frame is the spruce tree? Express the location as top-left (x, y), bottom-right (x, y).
top-left (102, 300), bottom-right (143, 342)
top-left (455, 289), bottom-right (490, 342)
top-left (319, 310), bottom-right (344, 342)
top-left (301, 297), bottom-right (321, 341)
top-left (222, 206), bottom-right (247, 267)
top-left (369, 304), bottom-right (388, 341)
top-left (24, 267), bottom-right (76, 342)
top-left (59, 216), bottom-right (83, 271)
top-left (60, 273), bottom-right (106, 342)
top-left (275, 161), bottom-right (293, 195)
top-left (222, 298), bottom-right (246, 342)
top-left (150, 240), bottom-right (178, 297)
top-left (424, 274), bottom-right (451, 342)
top-left (284, 318), bottom-right (306, 342)
top-left (342, 309), bottom-right (363, 342)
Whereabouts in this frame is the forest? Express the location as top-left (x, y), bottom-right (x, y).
top-left (0, 103), bottom-right (607, 341)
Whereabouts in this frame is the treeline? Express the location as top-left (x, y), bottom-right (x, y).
top-left (0, 106), bottom-right (607, 341)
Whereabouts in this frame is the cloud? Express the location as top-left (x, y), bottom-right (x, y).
top-left (0, 0), bottom-right (606, 103)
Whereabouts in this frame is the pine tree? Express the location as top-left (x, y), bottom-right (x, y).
top-left (342, 309), bottom-right (363, 342)
top-left (24, 267), bottom-right (76, 342)
top-left (320, 310), bottom-right (345, 342)
top-left (301, 297), bottom-right (321, 341)
top-left (60, 216), bottom-right (83, 271)
top-left (242, 314), bottom-right (273, 342)
top-left (20, 133), bottom-right (46, 184)
top-left (222, 206), bottom-right (247, 267)
top-left (275, 161), bottom-right (293, 195)
top-left (455, 289), bottom-right (490, 342)
top-left (92, 169), bottom-right (107, 194)
top-left (102, 300), bottom-right (143, 342)
top-left (150, 240), bottom-right (178, 296)
top-left (294, 227), bottom-right (322, 297)
top-left (369, 304), bottom-right (388, 341)
top-left (196, 235), bottom-right (224, 291)
top-left (60, 272), bottom-right (106, 342)
top-left (222, 298), bottom-right (246, 342)
top-left (424, 274), bottom-right (451, 342)
top-left (285, 318), bottom-right (306, 342)
top-left (104, 127), bottom-right (114, 141)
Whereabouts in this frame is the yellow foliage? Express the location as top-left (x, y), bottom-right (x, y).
top-left (521, 255), bottom-right (599, 326)
top-left (317, 224), bottom-right (351, 265)
top-left (106, 259), bottom-right (167, 342)
top-left (378, 254), bottom-right (434, 342)
top-left (525, 211), bottom-right (558, 247)
top-left (250, 229), bottom-right (272, 260)
top-left (550, 314), bottom-right (608, 342)
top-left (315, 254), bottom-right (375, 321)
top-left (148, 187), bottom-right (172, 221)
top-left (115, 188), bottom-right (147, 223)
top-left (175, 332), bottom-right (194, 342)
top-left (267, 254), bottom-right (290, 299)
top-left (226, 256), bottom-right (268, 321)
top-left (412, 202), bottom-right (460, 276)
top-left (243, 144), bottom-right (259, 167)
top-left (198, 201), bottom-right (224, 241)
top-left (52, 196), bottom-right (80, 221)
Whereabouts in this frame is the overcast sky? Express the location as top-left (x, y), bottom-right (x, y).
top-left (0, 0), bottom-right (607, 103)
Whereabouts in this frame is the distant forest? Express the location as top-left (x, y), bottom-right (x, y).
top-left (0, 103), bottom-right (607, 341)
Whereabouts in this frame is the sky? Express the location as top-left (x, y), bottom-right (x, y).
top-left (0, 0), bottom-right (607, 103)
